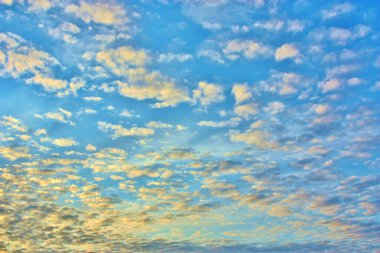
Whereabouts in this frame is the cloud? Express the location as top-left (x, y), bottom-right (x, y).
top-left (348, 77), bottom-right (365, 86)
top-left (98, 121), bottom-right (155, 138)
top-left (0, 32), bottom-right (67, 92)
top-left (84, 144), bottom-right (96, 152)
top-left (65, 1), bottom-right (128, 25)
top-left (322, 3), bottom-right (354, 20)
top-left (275, 43), bottom-right (299, 61)
top-left (314, 104), bottom-right (331, 115)
top-left (0, 115), bottom-right (28, 132)
top-left (234, 103), bottom-right (258, 118)
top-left (94, 46), bottom-right (190, 108)
top-left (158, 53), bottom-right (193, 62)
top-left (320, 79), bottom-right (341, 93)
top-left (96, 46), bottom-right (149, 74)
top-left (26, 74), bottom-right (67, 91)
top-left (264, 101), bottom-right (285, 115)
top-left (34, 129), bottom-right (47, 136)
top-left (229, 130), bottom-right (279, 149)
top-left (253, 20), bottom-right (284, 31)
top-left (0, 146), bottom-right (32, 160)
top-left (192, 81), bottom-right (224, 107)
top-left (146, 121), bottom-right (173, 129)
top-left (117, 75), bottom-right (189, 108)
top-left (83, 96), bottom-right (102, 102)
top-left (51, 138), bottom-right (77, 147)
top-left (268, 205), bottom-right (292, 217)
top-left (231, 83), bottom-right (252, 104)
top-left (198, 117), bottom-right (240, 127)
top-left (165, 148), bottom-right (196, 160)
top-left (223, 39), bottom-right (270, 60)
top-left (27, 0), bottom-right (52, 11)
top-left (36, 108), bottom-right (73, 125)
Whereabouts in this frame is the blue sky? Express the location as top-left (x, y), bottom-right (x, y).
top-left (0, 0), bottom-right (379, 252)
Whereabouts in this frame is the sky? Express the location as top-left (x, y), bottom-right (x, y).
top-left (0, 0), bottom-right (379, 252)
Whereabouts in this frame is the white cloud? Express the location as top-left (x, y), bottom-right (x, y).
top-left (41, 108), bottom-right (73, 124)
top-left (0, 146), bottom-right (31, 161)
top-left (158, 53), bottom-right (193, 63)
top-left (229, 130), bottom-right (278, 149)
top-left (51, 138), bottom-right (77, 147)
top-left (234, 103), bottom-right (258, 118)
top-left (231, 83), bottom-right (251, 104)
top-left (275, 44), bottom-right (299, 61)
top-left (65, 1), bottom-right (128, 25)
top-left (83, 96), bottom-right (102, 102)
top-left (348, 77), bottom-right (365, 86)
top-left (192, 81), bottom-right (224, 107)
top-left (117, 74), bottom-right (189, 108)
top-left (27, 0), bottom-right (52, 11)
top-left (264, 101), bottom-right (285, 115)
top-left (198, 117), bottom-right (240, 128)
top-left (202, 22), bottom-right (222, 31)
top-left (146, 121), bottom-right (173, 129)
top-left (322, 3), bottom-right (354, 20)
top-left (86, 144), bottom-right (97, 151)
top-left (0, 33), bottom-right (67, 92)
top-left (320, 79), bottom-right (341, 93)
top-left (314, 104), bottom-right (331, 115)
top-left (253, 20), bottom-right (284, 31)
top-left (98, 121), bottom-right (155, 139)
top-left (223, 39), bottom-right (270, 60)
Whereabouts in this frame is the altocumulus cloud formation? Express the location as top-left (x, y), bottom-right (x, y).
top-left (0, 0), bottom-right (380, 252)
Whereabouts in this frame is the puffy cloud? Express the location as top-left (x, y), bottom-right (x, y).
top-left (275, 43), bottom-right (299, 61)
top-left (96, 46), bottom-right (189, 108)
top-left (320, 79), bottom-right (341, 93)
top-left (27, 0), bottom-right (52, 11)
top-left (192, 81), bottom-right (224, 107)
top-left (51, 138), bottom-right (77, 147)
top-left (0, 33), bottom-right (66, 92)
top-left (98, 121), bottom-right (155, 138)
top-left (38, 108), bottom-right (73, 124)
top-left (231, 83), bottom-right (252, 104)
top-left (348, 77), bottom-right (365, 86)
top-left (234, 103), bottom-right (258, 118)
top-left (117, 75), bottom-right (189, 108)
top-left (0, 115), bottom-right (28, 132)
top-left (229, 130), bottom-right (279, 149)
top-left (86, 144), bottom-right (97, 151)
top-left (223, 39), bottom-right (270, 60)
top-left (314, 104), bottom-right (331, 115)
top-left (26, 74), bottom-right (67, 91)
top-left (96, 46), bottom-right (149, 74)
top-left (0, 146), bottom-right (32, 160)
top-left (198, 117), bottom-right (240, 127)
top-left (34, 129), bottom-right (47, 136)
top-left (308, 146), bottom-right (330, 155)
top-left (158, 53), bottom-right (193, 62)
top-left (65, 1), bottom-right (128, 25)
